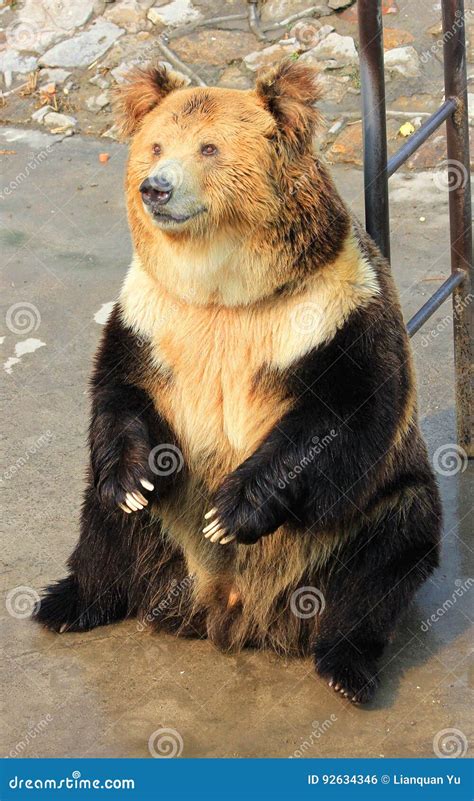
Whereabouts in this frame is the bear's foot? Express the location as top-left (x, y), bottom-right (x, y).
top-left (314, 641), bottom-right (380, 704)
top-left (33, 575), bottom-right (126, 634)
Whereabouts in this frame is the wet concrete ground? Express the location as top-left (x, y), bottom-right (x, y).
top-left (1, 128), bottom-right (472, 759)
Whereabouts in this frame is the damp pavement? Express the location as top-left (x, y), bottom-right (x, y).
top-left (1, 128), bottom-right (472, 759)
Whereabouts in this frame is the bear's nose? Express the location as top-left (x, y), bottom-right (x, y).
top-left (152, 172), bottom-right (174, 193)
top-left (139, 175), bottom-right (173, 206)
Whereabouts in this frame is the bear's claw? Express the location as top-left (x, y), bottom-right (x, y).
top-left (202, 511), bottom-right (236, 545)
top-left (118, 479), bottom-right (154, 514)
top-left (321, 662), bottom-right (379, 704)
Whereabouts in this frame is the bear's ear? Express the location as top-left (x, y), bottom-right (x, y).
top-left (114, 65), bottom-right (186, 139)
top-left (256, 60), bottom-right (322, 151)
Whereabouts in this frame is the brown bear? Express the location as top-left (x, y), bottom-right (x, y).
top-left (34, 61), bottom-right (441, 704)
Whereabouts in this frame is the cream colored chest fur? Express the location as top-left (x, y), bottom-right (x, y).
top-left (119, 238), bottom-right (378, 479)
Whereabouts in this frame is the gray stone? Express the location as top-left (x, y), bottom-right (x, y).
top-left (261, 1), bottom-right (327, 23)
top-left (319, 24), bottom-right (336, 39)
top-left (328, 118), bottom-right (345, 135)
top-left (384, 46), bottom-right (421, 79)
top-left (89, 30), bottom-right (153, 72)
top-left (301, 32), bottom-right (358, 67)
top-left (218, 65), bottom-right (252, 90)
top-left (328, 0), bottom-right (355, 9)
top-left (39, 68), bottom-right (71, 84)
top-left (244, 42), bottom-right (298, 72)
top-left (7, 0), bottom-right (95, 53)
top-left (468, 94), bottom-right (473, 126)
top-left (173, 28), bottom-right (255, 67)
top-left (31, 105), bottom-right (54, 123)
top-left (89, 74), bottom-right (111, 89)
top-left (110, 59), bottom-right (142, 83)
top-left (86, 92), bottom-right (110, 110)
top-left (147, 0), bottom-right (201, 27)
top-left (317, 72), bottom-right (350, 102)
top-left (43, 111), bottom-right (77, 129)
top-left (39, 20), bottom-right (124, 69)
top-left (0, 51), bottom-right (37, 76)
top-left (104, 0), bottom-right (147, 32)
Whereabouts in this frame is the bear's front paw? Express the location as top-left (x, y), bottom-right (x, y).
top-left (202, 475), bottom-right (281, 546)
top-left (97, 468), bottom-right (155, 515)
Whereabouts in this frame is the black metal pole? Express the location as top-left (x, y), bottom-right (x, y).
top-left (387, 98), bottom-right (457, 176)
top-left (442, 0), bottom-right (473, 457)
top-left (407, 270), bottom-right (465, 337)
top-left (358, 0), bottom-right (390, 260)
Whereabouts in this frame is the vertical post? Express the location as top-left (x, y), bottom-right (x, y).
top-left (442, 0), bottom-right (473, 457)
top-left (358, 0), bottom-right (391, 260)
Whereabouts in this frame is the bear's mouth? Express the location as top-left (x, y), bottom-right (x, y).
top-left (148, 206), bottom-right (207, 228)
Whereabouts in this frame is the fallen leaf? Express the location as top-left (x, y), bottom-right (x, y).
top-left (399, 121), bottom-right (415, 137)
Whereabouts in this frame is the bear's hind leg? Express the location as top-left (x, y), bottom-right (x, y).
top-left (33, 573), bottom-right (128, 634)
top-left (313, 486), bottom-right (441, 703)
top-left (34, 484), bottom-right (163, 633)
top-left (140, 551), bottom-right (207, 640)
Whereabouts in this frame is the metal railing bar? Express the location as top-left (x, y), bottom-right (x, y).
top-left (358, 0), bottom-right (472, 454)
top-left (387, 98), bottom-right (457, 177)
top-left (442, 0), bottom-right (473, 457)
top-left (407, 270), bottom-right (466, 337)
top-left (358, 0), bottom-right (391, 261)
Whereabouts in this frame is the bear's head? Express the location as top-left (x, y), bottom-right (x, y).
top-left (116, 61), bottom-right (350, 304)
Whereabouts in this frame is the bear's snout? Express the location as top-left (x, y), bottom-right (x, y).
top-left (140, 174), bottom-right (173, 206)
top-left (138, 159), bottom-right (206, 229)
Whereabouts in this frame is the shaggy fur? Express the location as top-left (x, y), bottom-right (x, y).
top-left (34, 62), bottom-right (441, 704)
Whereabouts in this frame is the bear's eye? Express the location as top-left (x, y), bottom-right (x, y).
top-left (152, 143), bottom-right (161, 156)
top-left (201, 143), bottom-right (218, 157)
